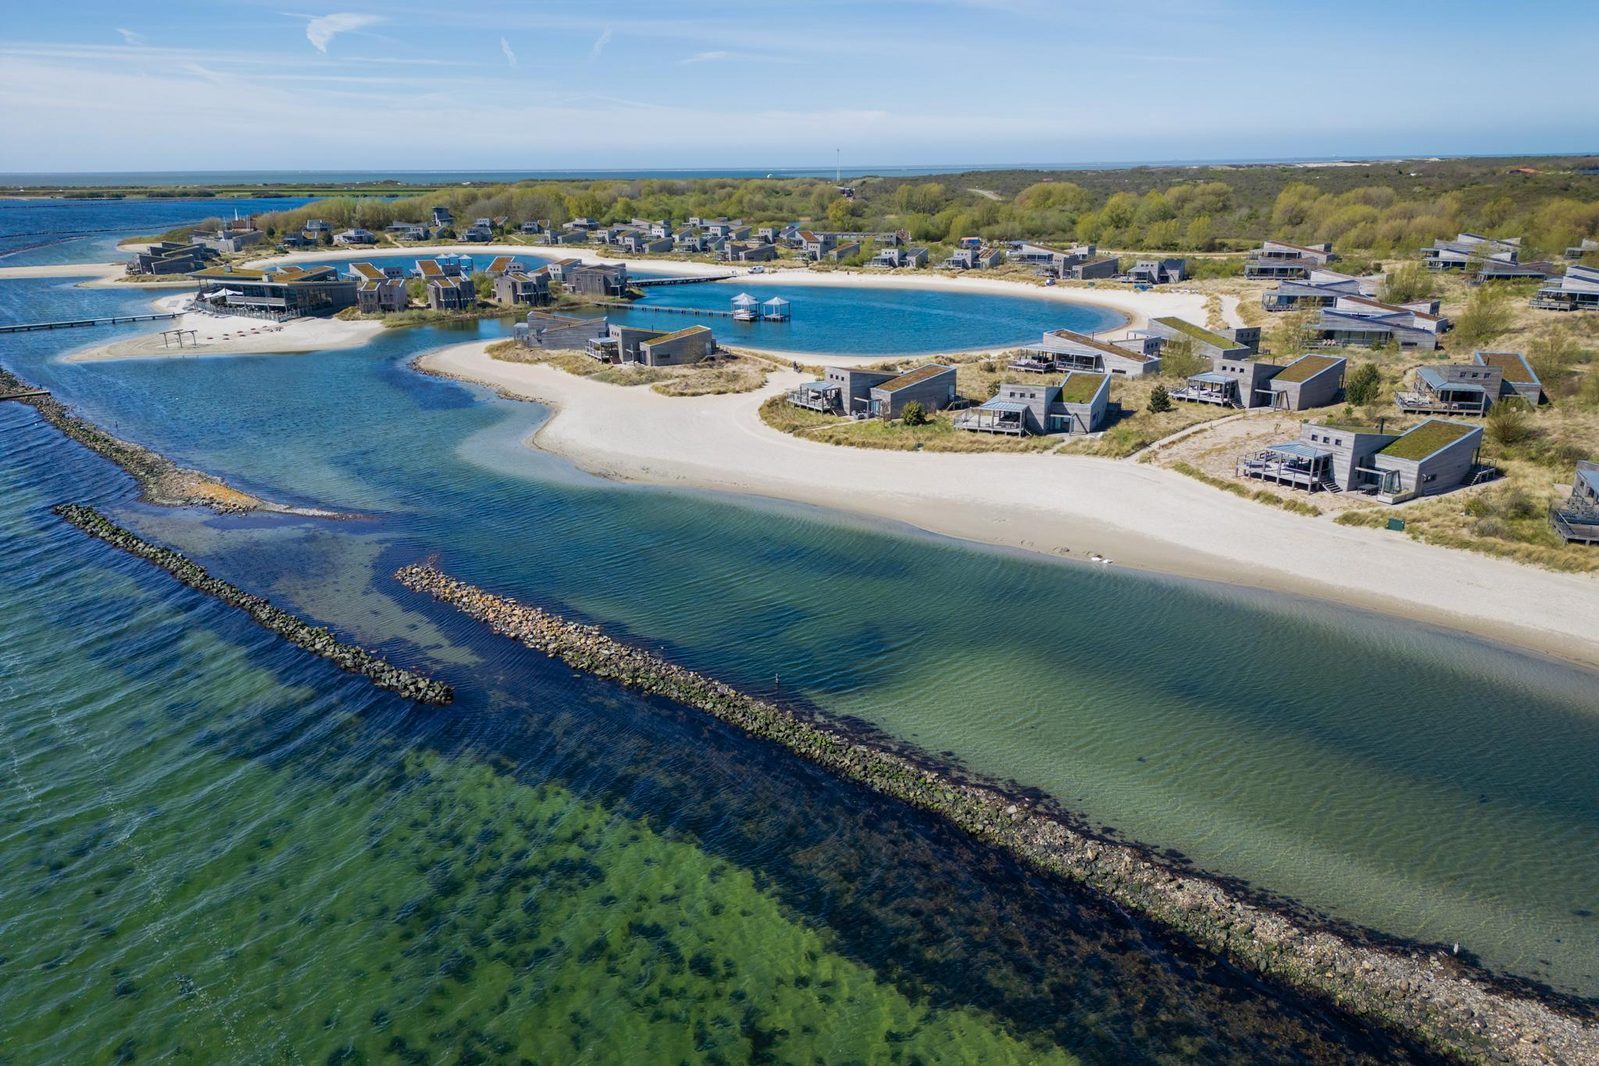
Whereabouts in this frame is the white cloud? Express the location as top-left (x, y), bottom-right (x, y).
top-left (499, 36), bottom-right (517, 67)
top-left (299, 12), bottom-right (385, 54)
top-left (115, 28), bottom-right (145, 46)
top-left (679, 50), bottom-right (730, 65)
top-left (590, 27), bottom-right (612, 58)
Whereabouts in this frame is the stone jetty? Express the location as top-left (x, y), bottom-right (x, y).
top-left (395, 560), bottom-right (1597, 1065)
top-left (55, 505), bottom-right (451, 705)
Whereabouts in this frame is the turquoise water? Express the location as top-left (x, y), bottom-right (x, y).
top-left (2, 225), bottom-right (1597, 1058)
top-left (290, 251), bottom-right (1120, 356)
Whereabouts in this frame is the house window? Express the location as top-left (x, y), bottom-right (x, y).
top-left (1423, 473), bottom-right (1437, 483)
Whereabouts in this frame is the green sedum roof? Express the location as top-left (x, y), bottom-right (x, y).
top-left (1378, 419), bottom-right (1478, 461)
top-left (1154, 316), bottom-right (1235, 350)
top-left (1058, 372), bottom-right (1107, 404)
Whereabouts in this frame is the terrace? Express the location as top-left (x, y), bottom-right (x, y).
top-left (953, 400), bottom-right (1028, 435)
top-left (1171, 371), bottom-right (1239, 407)
top-left (1237, 442), bottom-right (1332, 490)
top-left (786, 381), bottom-right (842, 413)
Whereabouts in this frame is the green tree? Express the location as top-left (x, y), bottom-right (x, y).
top-left (1147, 384), bottom-right (1173, 413)
top-left (1452, 285), bottom-right (1513, 349)
top-left (1379, 261), bottom-right (1434, 304)
top-left (1157, 339), bottom-right (1204, 380)
top-left (472, 273), bottom-right (494, 301)
top-left (1344, 363), bottom-right (1382, 405)
top-left (900, 401), bottom-right (928, 426)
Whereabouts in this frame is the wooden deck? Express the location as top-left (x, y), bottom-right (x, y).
top-left (0, 388), bottom-right (50, 402)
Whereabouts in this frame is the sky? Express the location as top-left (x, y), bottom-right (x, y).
top-left (1, 0), bottom-right (1596, 173)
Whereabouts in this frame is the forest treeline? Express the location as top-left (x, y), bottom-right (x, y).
top-left (250, 156), bottom-right (1599, 259)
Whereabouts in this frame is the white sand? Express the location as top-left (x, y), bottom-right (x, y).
top-left (423, 340), bottom-right (1599, 668)
top-left (0, 262), bottom-right (127, 280)
top-left (67, 293), bottom-right (382, 362)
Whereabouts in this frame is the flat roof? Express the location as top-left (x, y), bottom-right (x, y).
top-left (1046, 328), bottom-right (1152, 362)
top-left (1153, 317), bottom-right (1237, 350)
top-left (1058, 371), bottom-right (1108, 404)
top-left (875, 363), bottom-right (954, 393)
top-left (1475, 351), bottom-right (1538, 385)
top-left (641, 325), bottom-right (711, 345)
top-left (1271, 353), bottom-right (1344, 384)
top-left (1266, 442), bottom-right (1331, 460)
top-left (1190, 371), bottom-right (1232, 384)
top-left (1378, 420), bottom-right (1479, 462)
top-left (979, 399), bottom-right (1030, 413)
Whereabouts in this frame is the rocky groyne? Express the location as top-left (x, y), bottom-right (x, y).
top-left (394, 560), bottom-right (1596, 1065)
top-left (2, 364), bottom-right (340, 516)
top-left (55, 505), bottom-right (451, 704)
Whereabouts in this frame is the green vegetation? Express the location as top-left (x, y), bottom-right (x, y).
top-left (1153, 316), bottom-right (1233, 348)
top-left (1057, 373), bottom-right (1105, 404)
top-left (1147, 384), bottom-right (1173, 413)
top-left (487, 339), bottom-right (770, 395)
top-left (1378, 420), bottom-right (1477, 461)
top-left (1156, 339), bottom-right (1204, 380)
top-left (1485, 400), bottom-right (1534, 446)
top-left (1380, 261), bottom-right (1435, 304)
top-left (1450, 284), bottom-right (1515, 348)
top-left (758, 395), bottom-right (1056, 453)
top-left (1344, 362), bottom-right (1383, 405)
top-left (1168, 462), bottom-right (1321, 516)
top-left (900, 400), bottom-right (929, 426)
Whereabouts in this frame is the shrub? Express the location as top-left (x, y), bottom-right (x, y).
top-left (900, 401), bottom-right (928, 426)
top-left (1380, 261), bottom-right (1434, 304)
top-left (1147, 384), bottom-right (1173, 413)
top-left (1158, 339), bottom-right (1204, 380)
top-left (1451, 285), bottom-right (1514, 348)
top-left (1471, 516), bottom-right (1513, 540)
top-left (1485, 400), bottom-right (1533, 446)
top-left (1345, 362), bottom-right (1382, 405)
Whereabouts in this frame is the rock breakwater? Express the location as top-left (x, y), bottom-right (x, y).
top-left (56, 505), bottom-right (451, 704)
top-left (394, 560), bottom-right (1597, 1064)
top-left (2, 364), bottom-right (342, 516)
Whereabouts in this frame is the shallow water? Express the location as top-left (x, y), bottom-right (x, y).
top-left (0, 197), bottom-right (313, 265)
top-left (2, 215), bottom-right (1598, 1057)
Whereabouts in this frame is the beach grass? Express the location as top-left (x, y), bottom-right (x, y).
top-left (487, 339), bottom-right (769, 395)
top-left (758, 395), bottom-right (1058, 453)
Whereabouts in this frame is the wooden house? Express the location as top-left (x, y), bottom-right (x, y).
top-left (866, 364), bottom-right (958, 419)
top-left (1238, 418), bottom-right (1483, 502)
top-left (1260, 269), bottom-right (1375, 311)
top-left (1146, 317), bottom-right (1258, 362)
top-left (494, 268), bottom-right (551, 307)
top-left (484, 255), bottom-right (524, 278)
top-left (426, 275), bottom-right (475, 311)
top-left (564, 263), bottom-right (630, 297)
top-left (1474, 351), bottom-right (1546, 407)
top-left (190, 264), bottom-right (356, 317)
top-left (333, 228), bottom-right (377, 246)
top-left (636, 325), bottom-right (716, 366)
top-left (1264, 354), bottom-right (1345, 411)
top-left (356, 277), bottom-right (408, 313)
top-left (1550, 461), bottom-right (1599, 544)
top-left (786, 366), bottom-right (897, 415)
top-left (1012, 328), bottom-right (1161, 377)
top-left (1124, 258), bottom-right (1187, 285)
top-left (1172, 356), bottom-right (1284, 409)
top-left (1532, 264), bottom-right (1599, 311)
top-left (1244, 240), bottom-right (1336, 279)
top-left (953, 372), bottom-right (1109, 436)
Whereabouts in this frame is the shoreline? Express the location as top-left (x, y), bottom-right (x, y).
top-left (248, 242), bottom-right (1227, 330)
top-left (394, 560), bottom-right (1599, 1064)
top-left (418, 340), bottom-right (1599, 670)
top-left (65, 292), bottom-right (384, 362)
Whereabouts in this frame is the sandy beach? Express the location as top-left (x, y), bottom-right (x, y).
top-left (66, 292), bottom-right (383, 361)
top-left (422, 340), bottom-right (1599, 668)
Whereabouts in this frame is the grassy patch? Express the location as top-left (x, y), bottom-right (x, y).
top-left (487, 339), bottom-right (768, 395)
top-left (1167, 461), bottom-right (1322, 516)
top-left (757, 394), bottom-right (1056, 452)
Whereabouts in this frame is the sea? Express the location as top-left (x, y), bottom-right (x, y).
top-left (1, 198), bottom-right (1596, 1063)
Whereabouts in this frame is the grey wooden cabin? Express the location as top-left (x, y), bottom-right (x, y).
top-left (636, 325), bottom-right (716, 366)
top-left (1265, 354), bottom-right (1345, 411)
top-left (356, 277), bottom-right (408, 313)
top-left (1172, 357), bottom-right (1283, 409)
top-left (494, 269), bottom-right (552, 307)
top-left (1533, 264), bottom-right (1599, 311)
top-left (1551, 461), bottom-right (1599, 544)
top-left (787, 366), bottom-right (897, 415)
top-left (1244, 240), bottom-right (1336, 279)
top-left (1145, 317), bottom-right (1258, 362)
top-left (953, 372), bottom-right (1109, 436)
top-left (1238, 418), bottom-right (1483, 502)
top-left (565, 263), bottom-right (630, 297)
top-left (1013, 328), bottom-right (1160, 377)
top-left (867, 364), bottom-right (958, 419)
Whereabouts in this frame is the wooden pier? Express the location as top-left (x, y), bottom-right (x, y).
top-left (633, 274), bottom-right (735, 288)
top-left (594, 301), bottom-right (737, 319)
top-left (0, 312), bottom-right (180, 335)
top-left (0, 388), bottom-right (50, 403)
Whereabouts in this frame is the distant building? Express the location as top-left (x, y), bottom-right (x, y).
top-left (1260, 268), bottom-right (1378, 311)
top-left (131, 241), bottom-right (215, 276)
top-left (426, 275), bottom-right (475, 311)
top-left (870, 246), bottom-right (929, 269)
top-left (1565, 238), bottom-right (1598, 259)
top-left (333, 228), bottom-right (377, 246)
top-left (1532, 264), bottom-right (1599, 312)
top-left (356, 277), bottom-right (408, 313)
top-left (1243, 240), bottom-right (1336, 280)
top-left (193, 226), bottom-right (263, 254)
top-left (1145, 317), bottom-right (1259, 362)
top-left (1124, 258), bottom-right (1187, 285)
top-left (386, 222), bottom-right (429, 241)
top-left (461, 218), bottom-right (495, 242)
top-left (483, 255), bottom-right (524, 278)
top-left (519, 220), bottom-right (546, 235)
top-left (954, 372), bottom-right (1110, 436)
top-left (564, 263), bottom-right (630, 297)
top-left (942, 246), bottom-right (1006, 270)
top-left (1011, 328), bottom-right (1161, 377)
top-left (723, 241), bottom-right (778, 262)
top-left (584, 323), bottom-right (716, 366)
top-left (494, 268), bottom-right (551, 307)
top-left (545, 258), bottom-right (583, 284)
top-left (1310, 295), bottom-right (1448, 350)
top-left (1420, 232), bottom-right (1549, 279)
top-left (190, 263), bottom-right (356, 317)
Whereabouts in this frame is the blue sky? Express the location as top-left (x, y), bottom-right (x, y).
top-left (1, 0), bottom-right (1595, 172)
